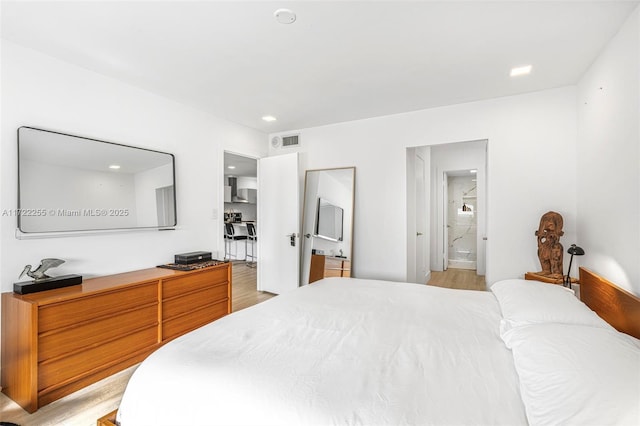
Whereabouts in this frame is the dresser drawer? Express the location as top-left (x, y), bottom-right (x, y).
top-left (2, 263), bottom-right (231, 413)
top-left (38, 282), bottom-right (158, 333)
top-left (162, 299), bottom-right (228, 341)
top-left (162, 268), bottom-right (228, 300)
top-left (163, 283), bottom-right (228, 320)
top-left (39, 304), bottom-right (158, 362)
top-left (324, 258), bottom-right (344, 269)
top-left (38, 326), bottom-right (157, 390)
top-left (324, 268), bottom-right (343, 278)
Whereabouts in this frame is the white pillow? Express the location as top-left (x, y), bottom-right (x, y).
top-left (502, 323), bottom-right (640, 426)
top-left (490, 279), bottom-right (612, 333)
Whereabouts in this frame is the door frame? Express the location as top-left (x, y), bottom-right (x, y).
top-left (443, 171), bottom-right (449, 271)
top-left (221, 150), bottom-right (259, 261)
top-left (430, 140), bottom-right (487, 276)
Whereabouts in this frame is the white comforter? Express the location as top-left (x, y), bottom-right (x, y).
top-left (117, 278), bottom-right (527, 425)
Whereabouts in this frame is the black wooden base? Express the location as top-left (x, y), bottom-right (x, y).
top-left (13, 274), bottom-right (83, 295)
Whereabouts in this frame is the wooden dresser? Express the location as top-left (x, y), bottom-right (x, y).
top-left (1, 262), bottom-right (231, 413)
top-left (309, 254), bottom-right (351, 283)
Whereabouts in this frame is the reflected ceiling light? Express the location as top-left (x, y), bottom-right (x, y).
top-left (274, 8), bottom-right (296, 24)
top-left (109, 165), bottom-right (121, 170)
top-left (227, 165), bottom-right (236, 170)
top-left (470, 169), bottom-right (477, 174)
top-left (510, 65), bottom-right (532, 77)
top-left (262, 115), bottom-right (277, 122)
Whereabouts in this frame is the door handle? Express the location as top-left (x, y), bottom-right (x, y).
top-left (304, 233), bottom-right (311, 239)
top-left (287, 233), bottom-right (297, 246)
top-left (417, 232), bottom-right (423, 236)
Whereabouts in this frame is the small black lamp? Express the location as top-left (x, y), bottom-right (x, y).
top-left (564, 244), bottom-right (585, 289)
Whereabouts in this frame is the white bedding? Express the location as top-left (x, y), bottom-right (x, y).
top-left (117, 277), bottom-right (527, 425)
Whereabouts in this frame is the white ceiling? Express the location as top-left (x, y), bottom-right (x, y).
top-left (224, 152), bottom-right (257, 178)
top-left (2, 1), bottom-right (638, 133)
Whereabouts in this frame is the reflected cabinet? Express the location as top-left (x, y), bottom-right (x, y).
top-left (309, 254), bottom-right (351, 283)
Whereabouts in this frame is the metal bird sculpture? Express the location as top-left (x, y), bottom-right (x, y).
top-left (19, 258), bottom-right (65, 281)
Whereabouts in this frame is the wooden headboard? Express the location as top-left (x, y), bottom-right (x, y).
top-left (579, 267), bottom-right (640, 339)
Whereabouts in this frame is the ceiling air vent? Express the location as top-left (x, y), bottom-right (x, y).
top-left (282, 134), bottom-right (299, 147)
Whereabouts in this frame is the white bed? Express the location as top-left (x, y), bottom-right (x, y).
top-left (117, 276), bottom-right (640, 426)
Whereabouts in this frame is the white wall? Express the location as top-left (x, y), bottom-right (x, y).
top-left (20, 160), bottom-right (138, 231)
top-left (271, 87), bottom-right (577, 284)
top-left (134, 162), bottom-right (174, 226)
top-left (577, 7), bottom-right (640, 295)
top-left (1, 40), bottom-right (267, 290)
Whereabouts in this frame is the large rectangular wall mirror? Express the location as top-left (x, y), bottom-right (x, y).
top-left (17, 127), bottom-right (176, 234)
top-left (301, 167), bottom-right (355, 286)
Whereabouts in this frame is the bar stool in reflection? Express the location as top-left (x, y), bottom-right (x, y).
top-left (246, 223), bottom-right (257, 267)
top-left (224, 222), bottom-right (247, 261)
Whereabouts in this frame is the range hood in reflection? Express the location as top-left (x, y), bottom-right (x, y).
top-left (228, 177), bottom-right (249, 203)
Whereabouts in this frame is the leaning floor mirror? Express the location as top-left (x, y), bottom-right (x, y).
top-left (301, 167), bottom-right (355, 286)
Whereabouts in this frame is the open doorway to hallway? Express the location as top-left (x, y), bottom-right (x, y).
top-left (406, 140), bottom-right (487, 288)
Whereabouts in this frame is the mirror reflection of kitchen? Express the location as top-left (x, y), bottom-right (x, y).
top-left (301, 167), bottom-right (355, 286)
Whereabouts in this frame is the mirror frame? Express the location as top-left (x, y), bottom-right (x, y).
top-left (301, 167), bottom-right (355, 286)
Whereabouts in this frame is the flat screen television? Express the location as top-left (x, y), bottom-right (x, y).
top-left (314, 197), bottom-right (343, 241)
top-left (17, 127), bottom-right (176, 234)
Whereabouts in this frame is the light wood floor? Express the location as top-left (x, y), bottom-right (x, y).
top-left (230, 261), bottom-right (275, 312)
top-left (0, 261), bottom-right (269, 426)
top-left (428, 268), bottom-right (486, 291)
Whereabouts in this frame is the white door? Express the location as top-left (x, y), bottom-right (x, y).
top-left (257, 152), bottom-right (300, 294)
top-left (415, 154), bottom-right (427, 282)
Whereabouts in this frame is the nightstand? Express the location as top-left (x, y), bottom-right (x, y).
top-left (524, 272), bottom-right (563, 285)
top-left (524, 272), bottom-right (580, 298)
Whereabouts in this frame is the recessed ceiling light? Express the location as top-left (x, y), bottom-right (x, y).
top-left (109, 165), bottom-right (121, 170)
top-left (262, 115), bottom-right (277, 122)
top-left (274, 8), bottom-right (296, 24)
top-left (227, 165), bottom-right (236, 169)
top-left (510, 65), bottom-right (532, 77)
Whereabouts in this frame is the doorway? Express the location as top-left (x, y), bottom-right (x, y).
top-left (223, 151), bottom-right (260, 302)
top-left (432, 140), bottom-right (487, 277)
top-left (445, 170), bottom-right (478, 271)
top-left (406, 140), bottom-right (487, 284)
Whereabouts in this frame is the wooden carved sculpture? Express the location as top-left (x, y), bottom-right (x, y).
top-left (535, 211), bottom-right (564, 279)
